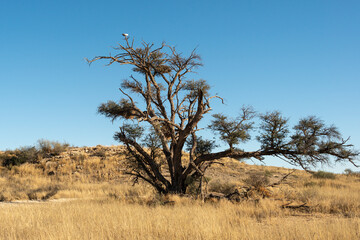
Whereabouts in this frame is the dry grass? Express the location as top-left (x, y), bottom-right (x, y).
top-left (1, 145), bottom-right (360, 239)
top-left (1, 199), bottom-right (359, 240)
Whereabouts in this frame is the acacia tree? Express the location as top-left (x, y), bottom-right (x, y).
top-left (88, 37), bottom-right (359, 194)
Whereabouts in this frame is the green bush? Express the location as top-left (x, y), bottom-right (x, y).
top-left (312, 171), bottom-right (336, 179)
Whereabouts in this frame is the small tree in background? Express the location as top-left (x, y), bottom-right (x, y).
top-left (88, 37), bottom-right (359, 194)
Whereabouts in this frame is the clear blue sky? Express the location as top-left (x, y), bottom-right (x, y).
top-left (1, 0), bottom-right (359, 172)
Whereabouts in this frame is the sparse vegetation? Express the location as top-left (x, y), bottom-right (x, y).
top-left (312, 171), bottom-right (336, 179)
top-left (0, 145), bottom-right (360, 239)
top-left (0, 140), bottom-right (69, 169)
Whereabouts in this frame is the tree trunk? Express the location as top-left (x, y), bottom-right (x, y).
top-left (168, 176), bottom-right (188, 194)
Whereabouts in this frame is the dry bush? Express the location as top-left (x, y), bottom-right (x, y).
top-left (70, 153), bottom-right (87, 162)
top-left (0, 147), bottom-right (40, 168)
top-left (312, 171), bottom-right (336, 179)
top-left (37, 139), bottom-right (69, 157)
top-left (207, 179), bottom-right (239, 195)
top-left (244, 172), bottom-right (270, 188)
top-left (92, 148), bottom-right (107, 158)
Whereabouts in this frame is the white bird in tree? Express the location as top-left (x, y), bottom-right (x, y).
top-left (122, 33), bottom-right (129, 38)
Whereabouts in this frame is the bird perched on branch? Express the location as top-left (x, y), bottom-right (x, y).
top-left (122, 33), bottom-right (129, 38)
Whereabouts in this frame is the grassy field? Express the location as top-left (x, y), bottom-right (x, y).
top-left (1, 199), bottom-right (359, 240)
top-left (1, 145), bottom-right (360, 239)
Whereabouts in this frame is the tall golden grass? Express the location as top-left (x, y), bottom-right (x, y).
top-left (1, 199), bottom-right (359, 240)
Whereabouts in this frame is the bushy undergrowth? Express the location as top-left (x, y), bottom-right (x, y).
top-left (0, 140), bottom-right (69, 168)
top-left (0, 146), bottom-right (39, 168)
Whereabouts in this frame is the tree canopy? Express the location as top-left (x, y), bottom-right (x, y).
top-left (88, 37), bottom-right (359, 194)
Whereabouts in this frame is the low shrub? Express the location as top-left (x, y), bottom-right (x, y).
top-left (312, 171), bottom-right (336, 179)
top-left (244, 172), bottom-right (270, 189)
top-left (0, 147), bottom-right (39, 168)
top-left (93, 149), bottom-right (107, 158)
top-left (207, 179), bottom-right (238, 195)
top-left (37, 139), bottom-right (69, 157)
